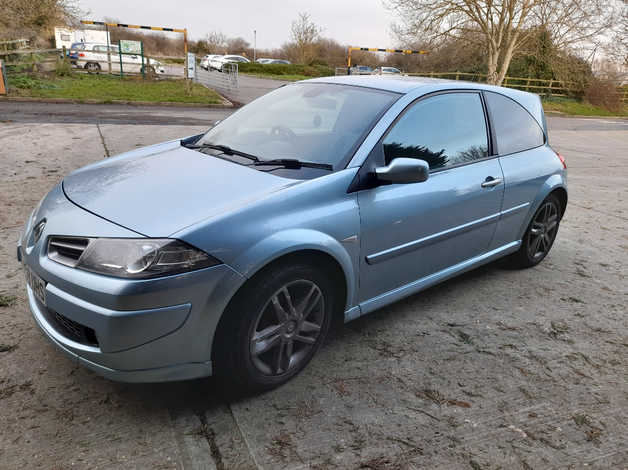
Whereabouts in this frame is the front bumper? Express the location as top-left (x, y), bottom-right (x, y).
top-left (19, 184), bottom-right (246, 382)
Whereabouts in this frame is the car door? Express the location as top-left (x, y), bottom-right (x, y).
top-left (357, 91), bottom-right (504, 304)
top-left (482, 91), bottom-right (550, 249)
top-left (90, 45), bottom-right (109, 69)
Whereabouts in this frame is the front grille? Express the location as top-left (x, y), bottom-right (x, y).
top-left (48, 236), bottom-right (90, 267)
top-left (46, 308), bottom-right (99, 347)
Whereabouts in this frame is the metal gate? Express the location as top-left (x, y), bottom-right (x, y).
top-left (194, 62), bottom-right (239, 99)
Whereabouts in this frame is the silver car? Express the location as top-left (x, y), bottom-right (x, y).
top-left (20, 76), bottom-right (567, 391)
top-left (75, 43), bottom-right (165, 74)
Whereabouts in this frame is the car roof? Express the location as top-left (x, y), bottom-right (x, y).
top-left (79, 43), bottom-right (118, 48)
top-left (303, 75), bottom-right (545, 127)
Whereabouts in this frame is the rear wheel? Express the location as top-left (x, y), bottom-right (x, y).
top-left (141, 65), bottom-right (156, 75)
top-left (84, 62), bottom-right (101, 73)
top-left (507, 194), bottom-right (561, 268)
top-left (214, 261), bottom-right (335, 392)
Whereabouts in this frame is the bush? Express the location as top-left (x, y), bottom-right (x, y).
top-left (55, 58), bottom-right (72, 77)
top-left (585, 79), bottom-right (623, 113)
top-left (7, 74), bottom-right (57, 90)
top-left (238, 62), bottom-right (334, 77)
top-left (308, 58), bottom-right (329, 67)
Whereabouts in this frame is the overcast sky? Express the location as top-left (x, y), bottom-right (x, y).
top-left (78, 0), bottom-right (396, 49)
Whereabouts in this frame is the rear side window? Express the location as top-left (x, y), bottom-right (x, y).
top-left (382, 92), bottom-right (489, 171)
top-left (485, 92), bottom-right (544, 155)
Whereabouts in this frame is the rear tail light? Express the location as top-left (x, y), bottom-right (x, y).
top-left (556, 151), bottom-right (566, 169)
top-left (78, 52), bottom-right (85, 57)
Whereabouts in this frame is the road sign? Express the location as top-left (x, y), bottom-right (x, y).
top-left (120, 40), bottom-right (142, 55)
top-left (187, 52), bottom-right (196, 77)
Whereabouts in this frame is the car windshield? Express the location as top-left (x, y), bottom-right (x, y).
top-left (197, 83), bottom-right (399, 169)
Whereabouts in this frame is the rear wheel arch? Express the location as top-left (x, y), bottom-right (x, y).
top-left (550, 187), bottom-right (568, 219)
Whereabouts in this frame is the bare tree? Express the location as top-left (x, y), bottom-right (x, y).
top-left (290, 12), bottom-right (322, 64)
top-left (201, 31), bottom-right (228, 54)
top-left (386, 0), bottom-right (620, 85)
top-left (606, 0), bottom-right (628, 68)
top-left (227, 37), bottom-right (251, 55)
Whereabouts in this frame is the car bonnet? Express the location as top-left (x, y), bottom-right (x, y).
top-left (62, 140), bottom-right (297, 237)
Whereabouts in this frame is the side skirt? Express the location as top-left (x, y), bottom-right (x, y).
top-left (349, 241), bottom-right (521, 319)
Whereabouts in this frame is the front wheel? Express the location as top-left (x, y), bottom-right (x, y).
top-left (214, 261), bottom-right (335, 392)
top-left (507, 194), bottom-right (561, 268)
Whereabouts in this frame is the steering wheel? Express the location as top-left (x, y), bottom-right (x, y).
top-left (270, 125), bottom-right (297, 140)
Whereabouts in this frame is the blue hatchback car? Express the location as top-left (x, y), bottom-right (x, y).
top-left (19, 76), bottom-right (567, 390)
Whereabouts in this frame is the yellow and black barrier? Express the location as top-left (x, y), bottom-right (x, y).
top-left (347, 46), bottom-right (429, 68)
top-left (81, 20), bottom-right (185, 34)
top-left (80, 20), bottom-right (189, 77)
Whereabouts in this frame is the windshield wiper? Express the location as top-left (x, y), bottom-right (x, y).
top-left (182, 142), bottom-right (260, 162)
top-left (182, 141), bottom-right (333, 171)
top-left (251, 159), bottom-right (333, 171)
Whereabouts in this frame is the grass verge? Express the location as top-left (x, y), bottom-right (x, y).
top-left (542, 97), bottom-right (627, 117)
top-left (6, 73), bottom-right (224, 105)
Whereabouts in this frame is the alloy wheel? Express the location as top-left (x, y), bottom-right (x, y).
top-left (528, 201), bottom-right (559, 260)
top-left (249, 280), bottom-right (325, 376)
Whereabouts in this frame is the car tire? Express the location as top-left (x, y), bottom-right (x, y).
top-left (214, 260), bottom-right (335, 392)
top-left (507, 194), bottom-right (562, 269)
top-left (141, 65), bottom-right (156, 75)
top-left (84, 62), bottom-right (101, 73)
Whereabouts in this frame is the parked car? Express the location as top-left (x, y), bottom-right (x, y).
top-left (256, 58), bottom-right (291, 65)
top-left (20, 76), bottom-right (567, 391)
top-left (67, 42), bottom-right (86, 65)
top-left (73, 43), bottom-right (165, 74)
top-left (375, 66), bottom-right (401, 75)
top-left (209, 54), bottom-right (250, 71)
top-left (200, 54), bottom-right (221, 70)
top-left (351, 65), bottom-right (374, 75)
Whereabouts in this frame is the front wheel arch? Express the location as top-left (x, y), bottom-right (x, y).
top-left (211, 250), bottom-right (348, 364)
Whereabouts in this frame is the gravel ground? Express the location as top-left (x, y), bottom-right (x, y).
top-left (0, 112), bottom-right (626, 470)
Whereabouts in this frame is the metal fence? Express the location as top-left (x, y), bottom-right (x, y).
top-left (0, 48), bottom-right (180, 79)
top-left (194, 63), bottom-right (239, 98)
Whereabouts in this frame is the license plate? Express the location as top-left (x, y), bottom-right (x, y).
top-left (25, 266), bottom-right (46, 306)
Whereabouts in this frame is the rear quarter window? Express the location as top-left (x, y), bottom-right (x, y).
top-left (485, 92), bottom-right (545, 156)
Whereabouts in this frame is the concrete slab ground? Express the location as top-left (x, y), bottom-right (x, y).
top-left (0, 110), bottom-right (626, 469)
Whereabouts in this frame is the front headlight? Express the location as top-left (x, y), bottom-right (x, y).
top-left (73, 238), bottom-right (221, 279)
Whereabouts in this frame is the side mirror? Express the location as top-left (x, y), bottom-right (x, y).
top-left (374, 158), bottom-right (430, 184)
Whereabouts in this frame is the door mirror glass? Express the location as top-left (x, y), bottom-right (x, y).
top-left (374, 158), bottom-right (429, 184)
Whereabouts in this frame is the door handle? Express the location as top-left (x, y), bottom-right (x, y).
top-left (481, 177), bottom-right (502, 188)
